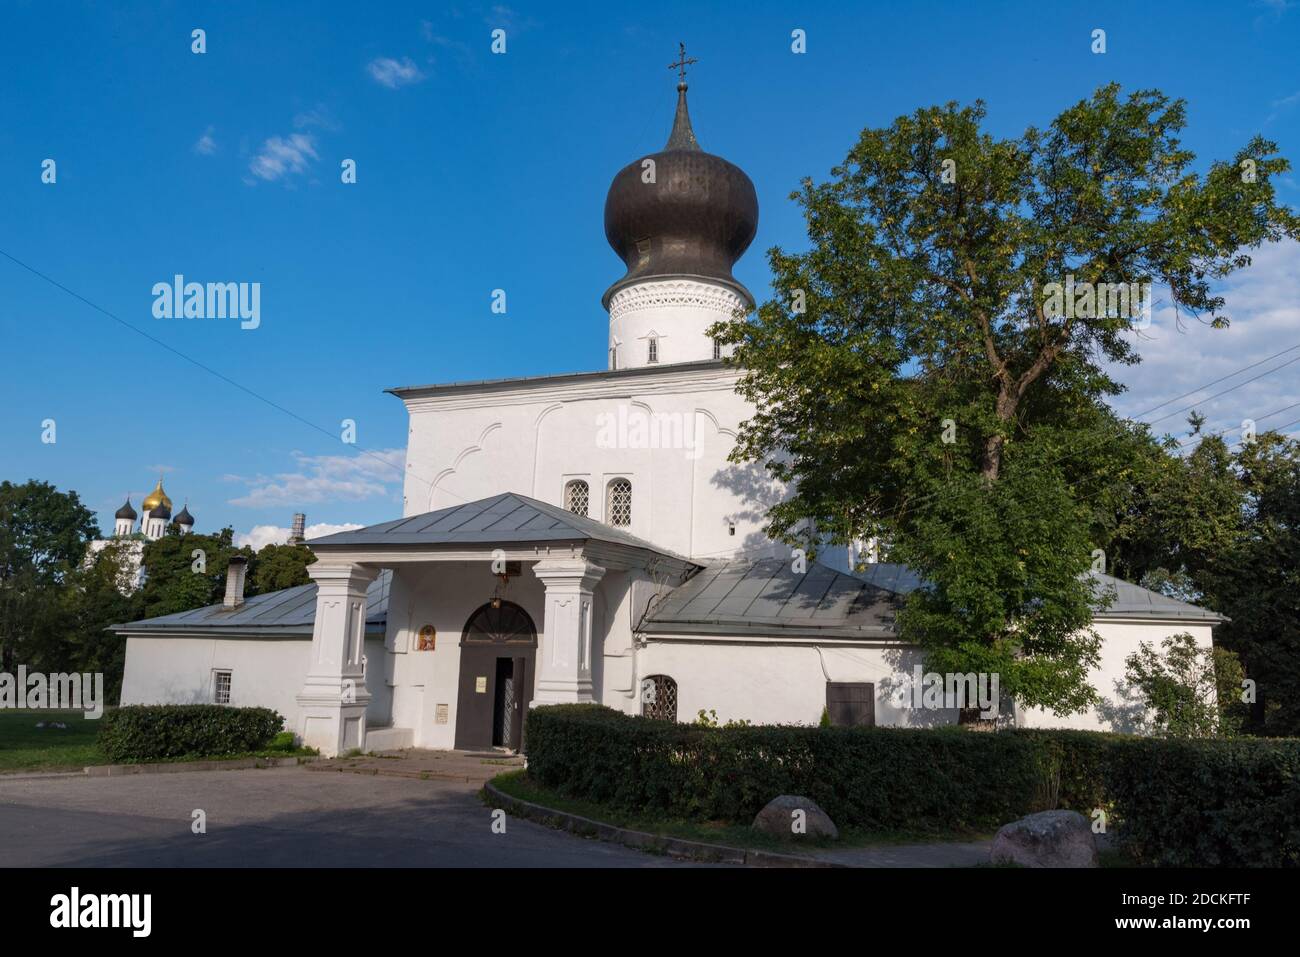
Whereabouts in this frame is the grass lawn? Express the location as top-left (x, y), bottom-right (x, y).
top-left (0, 709), bottom-right (316, 773)
top-left (0, 709), bottom-right (108, 772)
top-left (489, 769), bottom-right (991, 853)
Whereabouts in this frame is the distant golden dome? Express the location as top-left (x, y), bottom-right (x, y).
top-left (142, 478), bottom-right (172, 512)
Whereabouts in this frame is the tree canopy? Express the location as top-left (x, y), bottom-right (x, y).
top-left (714, 84), bottom-right (1298, 715)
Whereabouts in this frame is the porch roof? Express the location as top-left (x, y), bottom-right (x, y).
top-left (305, 491), bottom-right (692, 563)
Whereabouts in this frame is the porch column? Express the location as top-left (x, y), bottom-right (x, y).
top-left (296, 562), bottom-right (379, 756)
top-left (531, 557), bottom-right (606, 705)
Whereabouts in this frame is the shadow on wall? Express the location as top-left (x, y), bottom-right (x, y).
top-left (710, 458), bottom-right (787, 558)
top-left (1094, 679), bottom-right (1148, 734)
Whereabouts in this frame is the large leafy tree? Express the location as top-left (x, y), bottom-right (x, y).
top-left (138, 527), bottom-right (250, 619)
top-left (715, 85), bottom-right (1298, 715)
top-left (0, 480), bottom-right (99, 672)
top-left (248, 543), bottom-right (316, 596)
top-left (1203, 434), bottom-right (1300, 734)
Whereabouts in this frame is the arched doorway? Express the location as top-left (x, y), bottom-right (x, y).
top-left (453, 601), bottom-right (537, 751)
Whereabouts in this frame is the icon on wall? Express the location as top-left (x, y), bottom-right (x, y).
top-left (415, 625), bottom-right (437, 651)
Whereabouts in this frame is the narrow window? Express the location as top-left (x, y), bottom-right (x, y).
top-left (713, 338), bottom-right (722, 360)
top-left (647, 337), bottom-right (659, 363)
top-left (641, 674), bottom-right (678, 722)
top-left (606, 478), bottom-right (632, 527)
top-left (213, 670), bottom-right (232, 705)
top-left (609, 346), bottom-right (617, 370)
top-left (564, 479), bottom-right (589, 517)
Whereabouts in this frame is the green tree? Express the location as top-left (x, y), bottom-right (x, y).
top-left (0, 480), bottom-right (99, 671)
top-left (31, 541), bottom-right (144, 704)
top-left (1123, 632), bottom-right (1238, 738)
top-left (1205, 433), bottom-right (1300, 734)
top-left (248, 543), bottom-right (316, 596)
top-left (138, 527), bottom-right (250, 619)
top-left (714, 85), bottom-right (1298, 716)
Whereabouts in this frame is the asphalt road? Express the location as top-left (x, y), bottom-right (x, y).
top-left (0, 766), bottom-right (704, 867)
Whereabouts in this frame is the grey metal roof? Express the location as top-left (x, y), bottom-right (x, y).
top-left (306, 491), bottom-right (691, 561)
top-left (387, 359), bottom-right (728, 400)
top-left (639, 561), bottom-right (1223, 640)
top-left (112, 571), bottom-right (390, 637)
top-left (1090, 572), bottom-right (1226, 622)
top-left (641, 559), bottom-right (905, 640)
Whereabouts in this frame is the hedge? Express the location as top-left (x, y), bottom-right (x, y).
top-left (525, 705), bottom-right (1300, 866)
top-left (97, 705), bottom-right (285, 762)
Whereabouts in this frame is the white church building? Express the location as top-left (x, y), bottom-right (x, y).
top-left (113, 78), bottom-right (1222, 756)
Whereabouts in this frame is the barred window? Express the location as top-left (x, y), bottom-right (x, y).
top-left (647, 337), bottom-right (659, 363)
top-left (641, 674), bottom-right (678, 722)
top-left (213, 670), bottom-right (232, 705)
top-left (606, 478), bottom-right (632, 527)
top-left (713, 338), bottom-right (722, 360)
top-left (564, 479), bottom-right (589, 517)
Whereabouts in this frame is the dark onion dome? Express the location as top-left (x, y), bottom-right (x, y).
top-left (602, 81), bottom-right (758, 309)
top-left (115, 498), bottom-right (137, 520)
top-left (175, 504), bottom-right (194, 527)
top-left (149, 502), bottom-right (172, 521)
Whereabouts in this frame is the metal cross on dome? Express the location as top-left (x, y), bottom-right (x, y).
top-left (668, 42), bottom-right (697, 83)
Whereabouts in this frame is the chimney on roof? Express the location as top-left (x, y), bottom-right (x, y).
top-left (288, 513), bottom-right (306, 546)
top-left (224, 557), bottom-right (248, 609)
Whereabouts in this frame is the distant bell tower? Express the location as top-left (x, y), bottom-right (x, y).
top-left (601, 44), bottom-right (758, 370)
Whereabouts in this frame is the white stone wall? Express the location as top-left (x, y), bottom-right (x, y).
top-left (631, 618), bottom-right (1217, 732)
top-left (1015, 619), bottom-right (1218, 732)
top-left (118, 634), bottom-right (385, 733)
top-left (399, 364), bottom-right (784, 563)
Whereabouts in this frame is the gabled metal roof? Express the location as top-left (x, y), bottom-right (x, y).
top-left (305, 491), bottom-right (691, 561)
top-left (640, 559), bottom-right (906, 640)
top-left (111, 571), bottom-right (390, 637)
top-left (1089, 572), bottom-right (1227, 622)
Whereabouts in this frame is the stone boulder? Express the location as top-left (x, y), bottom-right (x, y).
top-left (751, 795), bottom-right (839, 840)
top-left (990, 810), bottom-right (1098, 868)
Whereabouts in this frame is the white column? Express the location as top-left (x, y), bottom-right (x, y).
top-left (531, 558), bottom-right (606, 706)
top-left (296, 562), bottom-right (379, 756)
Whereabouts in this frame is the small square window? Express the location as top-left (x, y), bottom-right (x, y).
top-left (213, 670), bottom-right (232, 705)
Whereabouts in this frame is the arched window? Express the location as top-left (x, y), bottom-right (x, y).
top-left (647, 337), bottom-right (659, 363)
top-left (564, 479), bottom-right (589, 517)
top-left (606, 478), bottom-right (632, 527)
top-left (641, 674), bottom-right (678, 722)
top-left (461, 600), bottom-right (537, 646)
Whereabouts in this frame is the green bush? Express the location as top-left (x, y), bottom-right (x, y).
top-left (97, 705), bottom-right (284, 762)
top-left (1104, 737), bottom-right (1300, 867)
top-left (525, 705), bottom-right (1300, 864)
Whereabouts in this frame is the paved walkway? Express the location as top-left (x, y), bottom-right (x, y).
top-left (0, 765), bottom-right (706, 867)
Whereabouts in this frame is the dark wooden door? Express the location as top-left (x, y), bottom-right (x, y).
top-left (826, 682), bottom-right (875, 727)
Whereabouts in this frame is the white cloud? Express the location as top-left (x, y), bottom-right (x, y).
top-left (367, 56), bottom-right (425, 89)
top-left (1106, 238), bottom-right (1300, 446)
top-left (235, 522), bottom-right (364, 551)
top-left (247, 133), bottom-right (318, 182)
top-left (293, 104), bottom-right (340, 132)
top-left (193, 126), bottom-right (217, 155)
top-left (226, 448), bottom-right (404, 508)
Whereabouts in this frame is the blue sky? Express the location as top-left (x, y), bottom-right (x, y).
top-left (2, 0), bottom-right (1298, 544)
